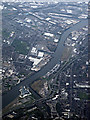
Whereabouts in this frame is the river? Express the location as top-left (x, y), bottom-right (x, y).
top-left (2, 19), bottom-right (88, 109)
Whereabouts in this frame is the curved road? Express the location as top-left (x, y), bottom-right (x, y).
top-left (2, 19), bottom-right (88, 108)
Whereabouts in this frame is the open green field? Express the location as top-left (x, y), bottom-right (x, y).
top-left (2, 29), bottom-right (10, 38)
top-left (12, 39), bottom-right (29, 55)
top-left (78, 92), bottom-right (90, 100)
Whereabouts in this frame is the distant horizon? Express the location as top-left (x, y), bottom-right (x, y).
top-left (0, 0), bottom-right (89, 2)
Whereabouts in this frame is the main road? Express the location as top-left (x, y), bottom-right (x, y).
top-left (2, 19), bottom-right (88, 108)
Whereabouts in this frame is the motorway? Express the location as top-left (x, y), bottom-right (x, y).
top-left (2, 19), bottom-right (88, 109)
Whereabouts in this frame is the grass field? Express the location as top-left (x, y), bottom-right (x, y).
top-left (78, 92), bottom-right (90, 100)
top-left (12, 39), bottom-right (29, 55)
